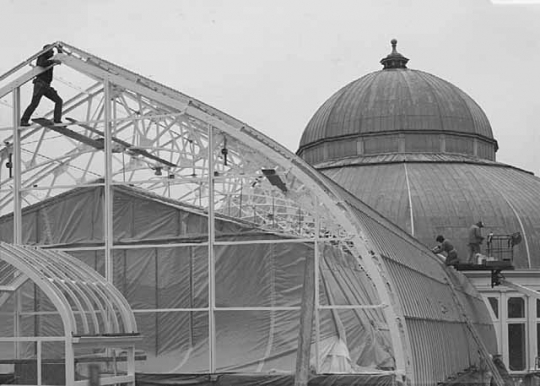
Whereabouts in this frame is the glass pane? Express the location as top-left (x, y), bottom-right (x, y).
top-left (488, 297), bottom-right (499, 319)
top-left (508, 297), bottom-right (525, 318)
top-left (537, 298), bottom-right (540, 318)
top-left (508, 323), bottom-right (526, 371)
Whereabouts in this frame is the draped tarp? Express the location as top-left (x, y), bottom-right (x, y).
top-left (136, 373), bottom-right (398, 386)
top-left (0, 185), bottom-right (394, 375)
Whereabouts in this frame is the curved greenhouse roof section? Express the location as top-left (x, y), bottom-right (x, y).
top-left (0, 242), bottom-right (137, 336)
top-left (0, 42), bottom-right (498, 384)
top-left (318, 153), bottom-right (540, 269)
top-left (298, 40), bottom-right (498, 164)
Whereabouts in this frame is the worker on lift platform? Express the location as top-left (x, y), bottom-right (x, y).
top-left (468, 221), bottom-right (484, 263)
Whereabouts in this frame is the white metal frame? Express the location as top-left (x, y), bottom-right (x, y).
top-left (472, 272), bottom-right (540, 375)
top-left (0, 41), bottom-right (413, 382)
top-left (0, 242), bottom-right (140, 385)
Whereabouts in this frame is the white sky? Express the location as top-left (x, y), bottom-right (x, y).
top-left (1, 0), bottom-right (539, 175)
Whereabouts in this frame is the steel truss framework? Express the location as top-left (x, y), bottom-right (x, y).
top-left (0, 42), bottom-right (412, 383)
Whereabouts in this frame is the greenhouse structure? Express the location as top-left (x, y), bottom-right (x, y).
top-left (0, 42), bottom-right (500, 386)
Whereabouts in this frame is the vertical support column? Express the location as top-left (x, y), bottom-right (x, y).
top-left (501, 292), bottom-right (508, 365)
top-left (295, 239), bottom-right (316, 386)
top-left (12, 88), bottom-right (22, 360)
top-left (65, 336), bottom-right (75, 386)
top-left (37, 340), bottom-right (42, 386)
top-left (102, 81), bottom-right (115, 373)
top-left (207, 124), bottom-right (216, 372)
top-left (314, 198), bottom-right (320, 373)
top-left (528, 295), bottom-right (536, 372)
top-left (126, 345), bottom-right (136, 385)
top-left (103, 79), bottom-right (114, 283)
top-left (12, 87), bottom-right (22, 244)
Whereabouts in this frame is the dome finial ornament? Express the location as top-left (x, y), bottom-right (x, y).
top-left (391, 39), bottom-right (398, 52)
top-left (381, 38), bottom-right (409, 70)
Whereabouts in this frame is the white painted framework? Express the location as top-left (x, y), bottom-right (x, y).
top-left (0, 42), bottom-right (413, 383)
top-left (468, 270), bottom-right (540, 375)
top-left (0, 242), bottom-right (140, 385)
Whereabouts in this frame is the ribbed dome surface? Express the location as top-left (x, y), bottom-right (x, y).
top-left (300, 69), bottom-right (494, 145)
top-left (298, 68), bottom-right (499, 165)
top-left (318, 154), bottom-right (540, 269)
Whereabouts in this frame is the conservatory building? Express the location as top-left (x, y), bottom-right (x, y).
top-left (0, 42), bottom-right (505, 385)
top-left (298, 39), bottom-right (540, 377)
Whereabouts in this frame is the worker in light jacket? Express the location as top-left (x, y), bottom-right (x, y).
top-left (468, 221), bottom-right (485, 263)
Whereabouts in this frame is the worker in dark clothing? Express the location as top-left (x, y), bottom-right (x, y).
top-left (20, 45), bottom-right (63, 126)
top-left (432, 235), bottom-right (459, 267)
top-left (468, 221), bottom-right (485, 263)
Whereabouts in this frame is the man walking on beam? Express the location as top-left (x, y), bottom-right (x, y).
top-left (20, 44), bottom-right (63, 126)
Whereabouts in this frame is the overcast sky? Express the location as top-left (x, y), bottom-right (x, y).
top-left (1, 0), bottom-right (539, 175)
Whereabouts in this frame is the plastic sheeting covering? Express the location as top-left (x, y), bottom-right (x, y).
top-left (0, 185), bottom-right (395, 375)
top-left (136, 373), bottom-right (398, 386)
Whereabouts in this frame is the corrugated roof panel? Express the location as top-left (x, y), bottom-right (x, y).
top-left (326, 178), bottom-right (498, 384)
top-left (408, 320), bottom-right (477, 385)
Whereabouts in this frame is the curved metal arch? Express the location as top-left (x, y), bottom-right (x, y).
top-left (0, 242), bottom-right (138, 337)
top-left (56, 249), bottom-right (138, 333)
top-left (42, 249), bottom-right (117, 333)
top-left (39, 248), bottom-right (121, 334)
top-left (17, 246), bottom-right (91, 334)
top-left (0, 243), bottom-right (75, 336)
top-left (21, 246), bottom-right (98, 335)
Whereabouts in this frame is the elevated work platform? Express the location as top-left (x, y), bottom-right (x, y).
top-left (454, 234), bottom-right (520, 287)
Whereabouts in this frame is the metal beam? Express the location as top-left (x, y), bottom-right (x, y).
top-left (294, 252), bottom-right (315, 386)
top-left (207, 124), bottom-right (216, 372)
top-left (0, 66), bottom-right (54, 99)
top-left (12, 87), bottom-right (22, 244)
top-left (500, 279), bottom-right (540, 300)
top-left (104, 80), bottom-right (114, 283)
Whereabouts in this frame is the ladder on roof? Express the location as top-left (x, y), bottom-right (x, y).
top-left (444, 275), bottom-right (505, 386)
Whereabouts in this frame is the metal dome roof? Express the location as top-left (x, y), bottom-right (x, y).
top-left (318, 154), bottom-right (540, 269)
top-left (298, 41), bottom-right (497, 162)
